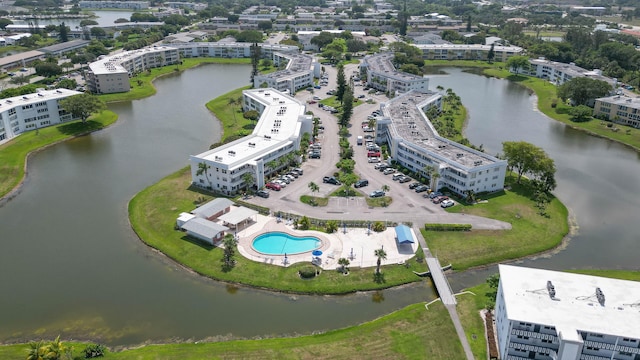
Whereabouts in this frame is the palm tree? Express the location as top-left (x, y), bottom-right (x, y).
top-left (422, 165), bottom-right (434, 185)
top-left (374, 248), bottom-right (387, 274)
top-left (241, 172), bottom-right (255, 193)
top-left (222, 234), bottom-right (238, 271)
top-left (196, 162), bottom-right (211, 188)
top-left (26, 341), bottom-right (45, 360)
top-left (42, 335), bottom-right (64, 360)
top-left (266, 160), bottom-right (278, 176)
top-left (227, 97), bottom-right (237, 124)
top-left (308, 181), bottom-right (319, 195)
top-left (381, 184), bottom-right (390, 193)
top-left (431, 172), bottom-right (440, 191)
top-left (338, 257), bottom-right (350, 274)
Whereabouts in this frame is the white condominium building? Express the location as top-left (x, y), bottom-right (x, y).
top-left (525, 58), bottom-right (617, 87)
top-left (376, 91), bottom-right (507, 195)
top-left (593, 95), bottom-right (640, 128)
top-left (0, 89), bottom-right (82, 143)
top-left (190, 88), bottom-right (313, 195)
top-left (78, 0), bottom-right (149, 9)
top-left (171, 42), bottom-right (299, 59)
top-left (253, 52), bottom-right (320, 94)
top-left (86, 46), bottom-right (179, 94)
top-left (360, 53), bottom-right (430, 94)
top-left (416, 44), bottom-right (524, 62)
top-left (496, 264), bottom-right (640, 360)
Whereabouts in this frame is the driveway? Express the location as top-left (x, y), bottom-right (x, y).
top-left (249, 58), bottom-right (510, 231)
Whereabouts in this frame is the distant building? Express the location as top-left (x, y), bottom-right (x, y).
top-left (164, 1), bottom-right (207, 10)
top-left (86, 46), bottom-right (179, 94)
top-left (78, 0), bottom-right (149, 9)
top-left (0, 50), bottom-right (44, 71)
top-left (360, 53), bottom-right (430, 94)
top-left (39, 39), bottom-right (91, 57)
top-left (525, 58), bottom-right (617, 88)
top-left (190, 88), bottom-right (313, 195)
top-left (593, 95), bottom-right (640, 128)
top-left (416, 43), bottom-right (524, 62)
top-left (169, 42), bottom-right (298, 59)
top-left (496, 264), bottom-right (640, 360)
top-left (0, 89), bottom-right (82, 143)
top-left (376, 91), bottom-right (507, 195)
top-left (253, 52), bottom-right (320, 94)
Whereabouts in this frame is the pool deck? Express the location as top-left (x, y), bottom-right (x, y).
top-left (235, 214), bottom-right (418, 270)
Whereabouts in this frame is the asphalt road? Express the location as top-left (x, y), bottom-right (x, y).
top-left (247, 58), bottom-right (510, 230)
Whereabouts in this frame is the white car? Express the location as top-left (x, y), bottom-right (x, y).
top-left (368, 157), bottom-right (380, 163)
top-left (441, 199), bottom-right (455, 208)
top-left (383, 168), bottom-right (395, 175)
top-left (392, 173), bottom-right (404, 180)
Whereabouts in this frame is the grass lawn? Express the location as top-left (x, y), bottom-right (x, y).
top-left (422, 175), bottom-right (569, 270)
top-left (205, 85), bottom-right (253, 142)
top-left (300, 194), bottom-right (329, 206)
top-left (458, 283), bottom-right (491, 360)
top-left (365, 195), bottom-right (393, 207)
top-left (0, 111), bottom-right (118, 199)
top-left (1, 301), bottom-right (466, 360)
top-left (129, 167), bottom-right (426, 294)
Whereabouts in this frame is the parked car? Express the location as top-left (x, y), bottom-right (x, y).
top-left (441, 199), bottom-right (455, 208)
top-left (398, 176), bottom-right (411, 183)
top-left (429, 191), bottom-right (443, 199)
top-left (354, 179), bottom-right (369, 188)
top-left (274, 179), bottom-right (287, 187)
top-left (323, 176), bottom-right (341, 185)
top-left (287, 171), bottom-right (299, 178)
top-left (409, 182), bottom-right (421, 190)
top-left (369, 189), bottom-right (385, 198)
top-left (415, 185), bottom-right (430, 193)
top-left (367, 151), bottom-right (381, 157)
top-left (383, 168), bottom-right (395, 175)
top-left (265, 182), bottom-right (282, 191)
top-left (432, 196), bottom-right (449, 204)
top-left (308, 100), bottom-right (317, 104)
top-left (392, 173), bottom-right (404, 181)
top-left (368, 157), bottom-right (380, 163)
top-left (256, 190), bottom-right (270, 198)
top-left (277, 177), bottom-right (290, 184)
top-left (293, 167), bottom-right (303, 175)
top-left (309, 152), bottom-right (321, 159)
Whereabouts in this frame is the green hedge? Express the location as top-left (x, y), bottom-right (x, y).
top-left (424, 224), bottom-right (472, 231)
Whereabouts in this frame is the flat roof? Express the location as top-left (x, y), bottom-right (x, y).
top-left (596, 95), bottom-right (640, 108)
top-left (499, 264), bottom-right (640, 340)
top-left (0, 50), bottom-right (44, 67)
top-left (40, 39), bottom-right (90, 53)
top-left (415, 43), bottom-right (524, 53)
top-left (382, 91), bottom-right (501, 169)
top-left (196, 88), bottom-right (306, 169)
top-left (89, 46), bottom-right (176, 75)
top-left (529, 58), bottom-right (617, 86)
top-left (260, 53), bottom-right (313, 81)
top-left (0, 88), bottom-right (81, 109)
top-left (363, 53), bottom-right (427, 83)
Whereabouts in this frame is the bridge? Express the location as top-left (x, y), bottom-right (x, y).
top-left (412, 225), bottom-right (474, 360)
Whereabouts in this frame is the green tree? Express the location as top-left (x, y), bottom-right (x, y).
top-left (569, 105), bottom-right (593, 122)
top-left (502, 141), bottom-right (556, 190)
top-left (58, 22), bottom-right (68, 42)
top-left (310, 31), bottom-right (334, 51)
top-left (0, 18), bottom-right (13, 29)
top-left (399, 63), bottom-right (421, 75)
top-left (381, 184), bottom-right (390, 193)
top-left (90, 27), bottom-right (106, 38)
top-left (35, 62), bottom-right (62, 77)
top-left (485, 273), bottom-right (500, 309)
top-left (10, 74), bottom-right (29, 85)
top-left (557, 77), bottom-right (612, 106)
top-left (241, 172), bottom-right (255, 193)
top-left (506, 55), bottom-right (529, 74)
top-left (487, 43), bottom-right (495, 63)
top-left (297, 216), bottom-right (310, 230)
top-left (196, 162), bottom-right (211, 187)
top-left (374, 248), bottom-right (387, 274)
top-left (337, 257), bottom-right (350, 273)
top-left (59, 93), bottom-right (105, 123)
top-left (322, 38), bottom-right (347, 63)
top-left (339, 87), bottom-right (354, 126)
top-left (339, 172), bottom-right (359, 196)
top-left (56, 78), bottom-right (77, 90)
top-left (308, 181), bottom-right (319, 195)
top-left (221, 234), bottom-right (238, 271)
top-left (326, 220), bottom-right (338, 234)
top-left (250, 42), bottom-right (261, 86)
top-left (336, 64), bottom-right (346, 102)
top-left (257, 20), bottom-right (272, 32)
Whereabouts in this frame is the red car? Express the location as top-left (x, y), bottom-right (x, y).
top-left (432, 196), bottom-right (449, 204)
top-left (265, 182), bottom-right (282, 191)
top-left (367, 151), bottom-right (381, 157)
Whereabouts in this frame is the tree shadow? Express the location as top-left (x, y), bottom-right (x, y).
top-left (506, 74), bottom-right (527, 82)
top-left (56, 120), bottom-right (104, 135)
top-left (373, 272), bottom-right (386, 284)
top-left (243, 123), bottom-right (256, 130)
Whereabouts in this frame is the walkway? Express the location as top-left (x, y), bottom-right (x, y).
top-left (413, 226), bottom-right (474, 360)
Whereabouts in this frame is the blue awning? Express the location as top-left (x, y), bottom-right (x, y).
top-left (395, 224), bottom-right (414, 244)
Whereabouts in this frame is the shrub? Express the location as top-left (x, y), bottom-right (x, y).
top-left (372, 221), bottom-right (386, 232)
top-left (297, 216), bottom-right (310, 230)
top-left (243, 110), bottom-right (259, 120)
top-left (424, 223), bottom-right (472, 231)
top-left (299, 266), bottom-right (318, 279)
top-left (83, 343), bottom-right (106, 358)
top-left (326, 220), bottom-right (338, 233)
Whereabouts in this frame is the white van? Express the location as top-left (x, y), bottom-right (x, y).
top-left (357, 136), bottom-right (363, 145)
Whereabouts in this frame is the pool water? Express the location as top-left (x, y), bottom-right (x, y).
top-left (252, 232), bottom-right (321, 255)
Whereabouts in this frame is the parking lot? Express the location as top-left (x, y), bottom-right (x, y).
top-left (247, 61), bottom-right (510, 230)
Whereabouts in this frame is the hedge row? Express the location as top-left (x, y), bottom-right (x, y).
top-left (424, 223), bottom-right (472, 231)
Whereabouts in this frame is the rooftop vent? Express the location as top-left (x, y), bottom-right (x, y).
top-left (264, 135), bottom-right (271, 139)
top-left (596, 287), bottom-right (605, 306)
top-left (248, 142), bottom-right (256, 147)
top-left (547, 281), bottom-right (556, 299)
top-left (228, 150), bottom-right (236, 156)
top-left (214, 156), bottom-right (223, 161)
top-left (474, 161), bottom-right (483, 166)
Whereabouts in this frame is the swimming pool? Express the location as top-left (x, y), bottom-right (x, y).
top-left (252, 232), bottom-right (321, 255)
